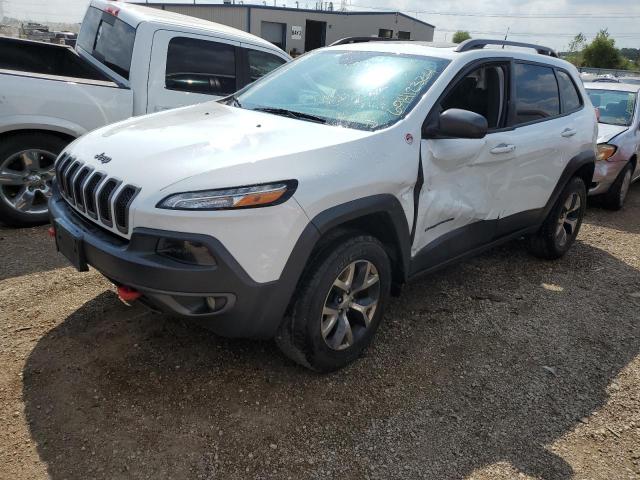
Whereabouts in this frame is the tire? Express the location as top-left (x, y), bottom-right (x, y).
top-left (527, 176), bottom-right (586, 260)
top-left (275, 233), bottom-right (392, 372)
top-left (601, 162), bottom-right (633, 211)
top-left (0, 132), bottom-right (68, 227)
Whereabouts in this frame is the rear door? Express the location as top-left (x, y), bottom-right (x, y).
top-left (147, 31), bottom-right (240, 113)
top-left (495, 62), bottom-right (580, 235)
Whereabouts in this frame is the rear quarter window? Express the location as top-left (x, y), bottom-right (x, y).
top-left (556, 70), bottom-right (582, 113)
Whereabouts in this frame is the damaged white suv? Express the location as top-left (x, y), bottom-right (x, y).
top-left (50, 39), bottom-right (597, 371)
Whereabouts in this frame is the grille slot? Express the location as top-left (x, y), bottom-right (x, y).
top-left (72, 167), bottom-right (92, 210)
top-left (114, 185), bottom-right (139, 233)
top-left (57, 157), bottom-right (139, 235)
top-left (97, 179), bottom-right (119, 226)
top-left (84, 172), bottom-right (105, 218)
top-left (63, 161), bottom-right (81, 202)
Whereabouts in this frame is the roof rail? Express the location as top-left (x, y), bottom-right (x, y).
top-left (329, 36), bottom-right (407, 47)
top-left (455, 39), bottom-right (558, 58)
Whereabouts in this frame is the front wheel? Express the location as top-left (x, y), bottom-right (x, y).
top-left (276, 234), bottom-right (391, 372)
top-left (527, 176), bottom-right (587, 260)
top-left (601, 162), bottom-right (633, 211)
top-left (0, 132), bottom-right (67, 227)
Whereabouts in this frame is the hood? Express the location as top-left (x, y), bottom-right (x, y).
top-left (66, 101), bottom-right (370, 191)
top-left (597, 123), bottom-right (628, 144)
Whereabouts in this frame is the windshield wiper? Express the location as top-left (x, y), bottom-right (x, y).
top-left (253, 107), bottom-right (327, 124)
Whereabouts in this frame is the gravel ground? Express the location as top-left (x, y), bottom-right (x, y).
top-left (1, 185), bottom-right (639, 480)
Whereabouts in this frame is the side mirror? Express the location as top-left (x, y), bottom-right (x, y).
top-left (425, 108), bottom-right (488, 139)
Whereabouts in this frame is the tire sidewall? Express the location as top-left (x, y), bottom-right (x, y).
top-left (294, 237), bottom-right (391, 372)
top-left (549, 177), bottom-right (586, 256)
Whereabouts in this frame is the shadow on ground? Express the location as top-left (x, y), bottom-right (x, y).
top-left (586, 181), bottom-right (640, 235)
top-left (22, 195), bottom-right (640, 479)
top-left (0, 224), bottom-right (67, 281)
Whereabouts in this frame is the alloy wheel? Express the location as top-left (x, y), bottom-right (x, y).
top-left (321, 260), bottom-right (381, 351)
top-left (0, 149), bottom-right (57, 215)
top-left (555, 192), bottom-right (581, 248)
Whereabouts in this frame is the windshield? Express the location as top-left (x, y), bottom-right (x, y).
top-left (235, 50), bottom-right (450, 131)
top-left (587, 89), bottom-right (637, 126)
top-left (77, 7), bottom-right (136, 80)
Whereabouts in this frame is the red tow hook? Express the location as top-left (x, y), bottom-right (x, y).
top-left (117, 285), bottom-right (142, 303)
top-left (47, 226), bottom-right (56, 238)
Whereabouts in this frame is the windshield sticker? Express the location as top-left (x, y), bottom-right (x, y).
top-left (388, 69), bottom-right (436, 116)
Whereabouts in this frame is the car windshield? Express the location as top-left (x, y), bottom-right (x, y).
top-left (587, 89), bottom-right (637, 126)
top-left (234, 50), bottom-right (450, 131)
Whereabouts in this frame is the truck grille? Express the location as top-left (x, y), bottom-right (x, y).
top-left (55, 153), bottom-right (140, 235)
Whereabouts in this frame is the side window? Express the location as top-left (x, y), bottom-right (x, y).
top-left (440, 63), bottom-right (508, 130)
top-left (247, 50), bottom-right (287, 82)
top-left (556, 70), bottom-right (582, 113)
top-left (514, 63), bottom-right (560, 124)
top-left (165, 37), bottom-right (236, 96)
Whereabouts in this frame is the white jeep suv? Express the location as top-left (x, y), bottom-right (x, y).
top-left (49, 39), bottom-right (597, 371)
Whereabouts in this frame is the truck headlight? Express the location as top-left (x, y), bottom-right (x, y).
top-left (596, 144), bottom-right (617, 162)
top-left (157, 181), bottom-right (297, 210)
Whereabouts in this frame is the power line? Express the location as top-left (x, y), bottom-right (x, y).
top-left (347, 2), bottom-right (640, 19)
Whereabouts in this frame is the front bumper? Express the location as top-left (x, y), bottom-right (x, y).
top-left (49, 192), bottom-right (288, 339)
top-left (589, 157), bottom-right (628, 196)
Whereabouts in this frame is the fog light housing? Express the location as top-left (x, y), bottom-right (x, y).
top-left (156, 238), bottom-right (216, 266)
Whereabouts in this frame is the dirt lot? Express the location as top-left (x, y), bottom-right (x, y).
top-left (1, 185), bottom-right (639, 480)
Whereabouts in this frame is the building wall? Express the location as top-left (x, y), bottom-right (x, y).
top-left (152, 5), bottom-right (434, 55)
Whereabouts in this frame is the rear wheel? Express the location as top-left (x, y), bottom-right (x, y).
top-left (276, 234), bottom-right (391, 372)
top-left (527, 176), bottom-right (586, 260)
top-left (0, 133), bottom-right (67, 227)
top-left (601, 162), bottom-right (633, 211)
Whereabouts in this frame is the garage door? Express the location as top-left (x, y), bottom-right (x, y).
top-left (261, 21), bottom-right (285, 50)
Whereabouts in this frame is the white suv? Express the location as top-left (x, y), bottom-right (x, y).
top-left (49, 39), bottom-right (597, 371)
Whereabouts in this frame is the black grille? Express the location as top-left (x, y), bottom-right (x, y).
top-left (63, 162), bottom-right (81, 202)
top-left (98, 179), bottom-right (118, 225)
top-left (114, 186), bottom-right (139, 233)
top-left (84, 172), bottom-right (105, 218)
top-left (58, 158), bottom-right (139, 235)
top-left (72, 167), bottom-right (92, 210)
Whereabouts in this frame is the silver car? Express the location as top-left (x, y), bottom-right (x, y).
top-left (585, 82), bottom-right (640, 209)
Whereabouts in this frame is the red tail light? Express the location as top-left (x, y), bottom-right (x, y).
top-left (48, 226), bottom-right (56, 238)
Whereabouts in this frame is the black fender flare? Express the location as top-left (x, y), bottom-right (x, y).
top-left (264, 194), bottom-right (412, 331)
top-left (541, 149), bottom-right (595, 220)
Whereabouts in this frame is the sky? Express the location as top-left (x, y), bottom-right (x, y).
top-left (2, 0), bottom-right (639, 51)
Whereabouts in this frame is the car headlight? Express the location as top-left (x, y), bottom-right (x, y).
top-left (596, 144), bottom-right (617, 162)
top-left (157, 180), bottom-right (297, 210)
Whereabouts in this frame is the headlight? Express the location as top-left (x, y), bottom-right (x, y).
top-left (157, 180), bottom-right (297, 210)
top-left (596, 144), bottom-right (617, 162)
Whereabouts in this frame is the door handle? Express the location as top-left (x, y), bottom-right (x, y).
top-left (561, 128), bottom-right (577, 138)
top-left (490, 143), bottom-right (516, 154)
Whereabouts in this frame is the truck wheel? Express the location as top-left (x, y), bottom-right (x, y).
top-left (0, 132), bottom-right (67, 227)
top-left (527, 176), bottom-right (586, 260)
top-left (601, 162), bottom-right (633, 211)
top-left (276, 234), bottom-right (391, 372)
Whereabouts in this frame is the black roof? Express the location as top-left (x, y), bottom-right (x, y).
top-left (147, 3), bottom-right (436, 29)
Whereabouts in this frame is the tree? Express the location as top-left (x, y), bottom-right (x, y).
top-left (565, 33), bottom-right (587, 66)
top-left (452, 31), bottom-right (471, 44)
top-left (582, 29), bottom-right (625, 69)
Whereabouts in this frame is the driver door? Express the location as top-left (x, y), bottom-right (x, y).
top-left (413, 61), bottom-right (516, 269)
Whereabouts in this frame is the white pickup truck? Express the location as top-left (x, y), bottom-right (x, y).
top-left (0, 0), bottom-right (289, 226)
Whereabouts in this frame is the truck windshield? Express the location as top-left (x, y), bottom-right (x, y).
top-left (235, 50), bottom-right (450, 131)
top-left (587, 89), bottom-right (637, 126)
top-left (77, 7), bottom-right (135, 80)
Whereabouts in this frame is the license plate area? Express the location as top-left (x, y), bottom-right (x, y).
top-left (54, 219), bottom-right (88, 271)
